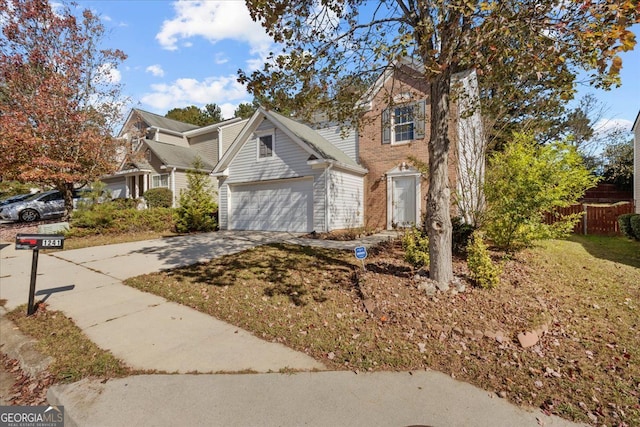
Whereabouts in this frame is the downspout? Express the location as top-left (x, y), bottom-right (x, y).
top-left (325, 162), bottom-right (333, 232)
top-left (218, 129), bottom-right (223, 162)
top-left (171, 167), bottom-right (177, 207)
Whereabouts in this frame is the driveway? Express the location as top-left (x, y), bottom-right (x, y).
top-left (0, 230), bottom-right (325, 373)
top-left (51, 230), bottom-right (302, 280)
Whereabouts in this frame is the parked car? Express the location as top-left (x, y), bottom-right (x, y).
top-left (0, 188), bottom-right (103, 222)
top-left (0, 193), bottom-right (34, 207)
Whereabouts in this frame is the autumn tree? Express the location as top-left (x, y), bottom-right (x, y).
top-left (0, 0), bottom-right (127, 219)
top-left (165, 103), bottom-right (223, 126)
top-left (241, 0), bottom-right (638, 285)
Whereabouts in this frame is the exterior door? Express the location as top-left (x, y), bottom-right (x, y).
top-left (392, 176), bottom-right (416, 227)
top-left (229, 179), bottom-right (313, 232)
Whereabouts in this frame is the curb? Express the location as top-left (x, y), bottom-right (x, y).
top-left (0, 310), bottom-right (53, 377)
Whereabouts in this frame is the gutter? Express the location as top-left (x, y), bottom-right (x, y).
top-left (307, 159), bottom-right (367, 175)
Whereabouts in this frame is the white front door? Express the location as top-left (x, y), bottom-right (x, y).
top-left (392, 176), bottom-right (416, 227)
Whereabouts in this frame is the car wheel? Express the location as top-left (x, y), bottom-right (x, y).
top-left (19, 209), bottom-right (40, 222)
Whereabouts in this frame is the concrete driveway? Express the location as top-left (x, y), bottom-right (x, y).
top-left (50, 230), bottom-right (302, 280)
top-left (0, 231), bottom-right (324, 373)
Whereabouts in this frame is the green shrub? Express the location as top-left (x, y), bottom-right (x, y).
top-left (467, 231), bottom-right (501, 289)
top-left (451, 216), bottom-right (476, 255)
top-left (144, 188), bottom-right (173, 208)
top-left (618, 213), bottom-right (635, 239)
top-left (484, 133), bottom-right (598, 250)
top-left (68, 202), bottom-right (175, 237)
top-left (70, 202), bottom-right (116, 230)
top-left (402, 227), bottom-right (429, 268)
top-left (110, 198), bottom-right (138, 209)
top-left (630, 215), bottom-right (640, 241)
top-left (175, 159), bottom-right (217, 233)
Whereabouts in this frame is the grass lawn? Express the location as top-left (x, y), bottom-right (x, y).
top-left (125, 235), bottom-right (640, 426)
top-left (6, 305), bottom-right (137, 383)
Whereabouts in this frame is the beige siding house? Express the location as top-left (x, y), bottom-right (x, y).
top-left (103, 109), bottom-right (247, 207)
top-left (213, 108), bottom-right (367, 233)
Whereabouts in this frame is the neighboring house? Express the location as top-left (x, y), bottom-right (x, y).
top-left (212, 108), bottom-right (367, 233)
top-left (358, 58), bottom-right (484, 230)
top-left (102, 109), bottom-right (247, 206)
top-left (633, 110), bottom-right (640, 213)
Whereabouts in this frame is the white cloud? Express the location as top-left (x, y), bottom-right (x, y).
top-left (156, 1), bottom-right (272, 53)
top-left (155, 0), bottom-right (274, 72)
top-left (593, 118), bottom-right (634, 134)
top-left (214, 53), bottom-right (228, 65)
top-left (146, 64), bottom-right (165, 77)
top-left (140, 75), bottom-right (249, 114)
top-left (97, 63), bottom-right (122, 84)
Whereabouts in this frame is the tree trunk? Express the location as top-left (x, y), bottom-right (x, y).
top-left (426, 71), bottom-right (454, 287)
top-left (61, 182), bottom-right (74, 221)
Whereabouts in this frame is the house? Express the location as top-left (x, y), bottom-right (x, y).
top-left (633, 110), bottom-right (640, 213)
top-left (212, 108), bottom-right (367, 232)
top-left (212, 59), bottom-right (483, 234)
top-left (102, 109), bottom-right (248, 206)
top-left (357, 58), bottom-right (484, 230)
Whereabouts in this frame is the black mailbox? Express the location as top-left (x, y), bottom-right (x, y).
top-left (15, 234), bottom-right (65, 250)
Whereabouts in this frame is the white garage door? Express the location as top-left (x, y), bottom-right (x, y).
top-left (229, 179), bottom-right (313, 232)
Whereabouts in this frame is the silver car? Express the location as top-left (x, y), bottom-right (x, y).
top-left (0, 190), bottom-right (65, 222)
top-left (0, 189), bottom-right (101, 222)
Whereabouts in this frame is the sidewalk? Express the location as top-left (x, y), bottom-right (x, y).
top-left (1, 231), bottom-right (585, 426)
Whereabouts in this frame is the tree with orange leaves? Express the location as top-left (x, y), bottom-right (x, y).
top-left (0, 0), bottom-right (127, 219)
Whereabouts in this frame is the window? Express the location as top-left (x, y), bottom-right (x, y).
top-left (394, 105), bottom-right (414, 142)
top-left (151, 174), bottom-right (169, 188)
top-left (258, 133), bottom-right (274, 159)
top-left (382, 100), bottom-right (426, 145)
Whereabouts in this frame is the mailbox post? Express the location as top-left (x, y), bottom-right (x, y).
top-left (15, 234), bottom-right (64, 315)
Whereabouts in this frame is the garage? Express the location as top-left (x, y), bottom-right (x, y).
top-left (229, 178), bottom-right (313, 232)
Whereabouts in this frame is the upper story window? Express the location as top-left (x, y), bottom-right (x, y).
top-left (394, 105), bottom-right (415, 142)
top-left (382, 100), bottom-right (426, 145)
top-left (256, 130), bottom-right (275, 160)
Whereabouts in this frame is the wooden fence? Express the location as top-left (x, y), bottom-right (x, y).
top-left (544, 203), bottom-right (636, 235)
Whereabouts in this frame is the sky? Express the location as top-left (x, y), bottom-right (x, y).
top-left (74, 1), bottom-right (639, 135)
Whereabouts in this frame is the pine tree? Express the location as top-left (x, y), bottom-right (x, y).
top-left (174, 158), bottom-right (217, 233)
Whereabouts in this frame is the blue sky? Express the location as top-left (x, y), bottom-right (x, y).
top-left (75, 1), bottom-right (639, 133)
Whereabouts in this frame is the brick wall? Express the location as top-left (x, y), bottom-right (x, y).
top-left (359, 65), bottom-right (458, 230)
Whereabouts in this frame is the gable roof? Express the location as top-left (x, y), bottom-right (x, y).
top-left (133, 109), bottom-right (200, 133)
top-left (266, 110), bottom-right (360, 168)
top-left (213, 108), bottom-right (366, 175)
top-left (633, 110), bottom-right (640, 132)
top-left (144, 140), bottom-right (215, 170)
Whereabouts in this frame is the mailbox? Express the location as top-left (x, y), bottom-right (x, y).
top-left (16, 234), bottom-right (64, 250)
top-left (15, 234), bottom-right (65, 316)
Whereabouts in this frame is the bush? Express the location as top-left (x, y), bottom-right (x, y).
top-left (484, 133), bottom-right (598, 250)
top-left (402, 227), bottom-right (429, 268)
top-left (144, 188), bottom-right (173, 208)
top-left (69, 202), bottom-right (175, 237)
top-left (618, 213), bottom-right (635, 239)
top-left (110, 198), bottom-right (138, 209)
top-left (467, 231), bottom-right (501, 289)
top-left (452, 216), bottom-right (475, 255)
top-left (630, 215), bottom-right (640, 241)
top-left (175, 159), bottom-right (217, 233)
top-left (70, 202), bottom-right (116, 230)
